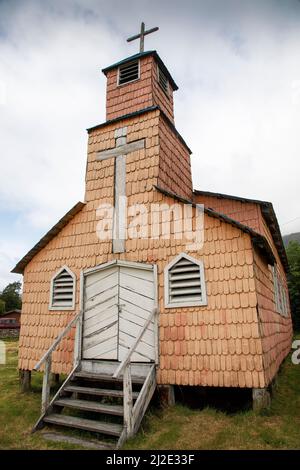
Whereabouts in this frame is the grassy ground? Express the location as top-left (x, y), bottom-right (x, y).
top-left (0, 337), bottom-right (300, 450)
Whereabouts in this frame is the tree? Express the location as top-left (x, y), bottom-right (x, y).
top-left (0, 281), bottom-right (22, 314)
top-left (0, 299), bottom-right (5, 314)
top-left (286, 240), bottom-right (300, 331)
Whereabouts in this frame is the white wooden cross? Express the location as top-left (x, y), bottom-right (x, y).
top-left (97, 127), bottom-right (145, 253)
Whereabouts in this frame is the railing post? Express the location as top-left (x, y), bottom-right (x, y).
top-left (74, 312), bottom-right (83, 366)
top-left (123, 364), bottom-right (133, 437)
top-left (41, 354), bottom-right (52, 414)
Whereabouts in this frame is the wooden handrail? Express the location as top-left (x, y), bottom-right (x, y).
top-left (34, 310), bottom-right (82, 371)
top-left (113, 307), bottom-right (157, 379)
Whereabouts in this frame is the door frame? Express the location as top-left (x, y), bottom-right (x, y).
top-left (77, 260), bottom-right (159, 364)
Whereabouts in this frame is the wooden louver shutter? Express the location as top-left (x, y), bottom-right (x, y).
top-left (118, 60), bottom-right (139, 85)
top-left (52, 269), bottom-right (74, 308)
top-left (158, 67), bottom-right (168, 95)
top-left (169, 257), bottom-right (202, 304)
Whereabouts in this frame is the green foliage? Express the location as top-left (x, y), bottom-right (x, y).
top-left (0, 282), bottom-right (22, 314)
top-left (286, 241), bottom-right (300, 331)
top-left (0, 299), bottom-right (5, 314)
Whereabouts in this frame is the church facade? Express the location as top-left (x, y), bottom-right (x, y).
top-left (13, 49), bottom-right (292, 403)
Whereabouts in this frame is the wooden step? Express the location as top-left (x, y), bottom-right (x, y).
top-left (74, 371), bottom-right (144, 384)
top-left (41, 431), bottom-right (116, 450)
top-left (44, 414), bottom-right (123, 436)
top-left (54, 398), bottom-right (124, 416)
top-left (64, 384), bottom-right (139, 399)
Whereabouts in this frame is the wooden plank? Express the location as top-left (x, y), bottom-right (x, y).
top-left (123, 366), bottom-right (133, 436)
top-left (120, 266), bottom-right (153, 281)
top-left (74, 371), bottom-right (145, 384)
top-left (84, 319), bottom-right (119, 343)
top-left (132, 365), bottom-right (156, 435)
top-left (120, 271), bottom-right (154, 299)
top-left (82, 332), bottom-right (118, 358)
top-left (41, 355), bottom-right (51, 414)
top-left (41, 432), bottom-right (115, 450)
top-left (43, 414), bottom-right (122, 436)
top-left (84, 287), bottom-right (118, 313)
top-left (114, 308), bottom-right (156, 377)
top-left (55, 398), bottom-right (124, 416)
top-left (64, 385), bottom-right (139, 399)
top-left (84, 307), bottom-right (118, 334)
top-left (84, 304), bottom-right (118, 333)
top-left (97, 139), bottom-right (145, 160)
top-left (84, 294), bottom-right (117, 320)
top-left (85, 270), bottom-right (118, 300)
top-left (85, 265), bottom-right (118, 288)
top-left (119, 287), bottom-right (154, 313)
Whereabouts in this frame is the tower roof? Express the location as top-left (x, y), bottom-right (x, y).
top-left (102, 50), bottom-right (179, 91)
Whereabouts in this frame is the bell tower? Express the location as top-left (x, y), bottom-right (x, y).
top-left (86, 24), bottom-right (193, 246)
top-left (102, 50), bottom-right (178, 123)
top-left (102, 22), bottom-right (177, 123)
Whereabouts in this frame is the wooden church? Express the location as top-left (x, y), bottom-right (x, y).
top-left (13, 24), bottom-right (293, 447)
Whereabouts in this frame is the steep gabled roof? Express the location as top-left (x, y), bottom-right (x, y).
top-left (194, 189), bottom-right (288, 271)
top-left (155, 185), bottom-right (275, 265)
top-left (11, 202), bottom-right (86, 274)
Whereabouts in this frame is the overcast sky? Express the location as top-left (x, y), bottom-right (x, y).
top-left (0, 0), bottom-right (300, 289)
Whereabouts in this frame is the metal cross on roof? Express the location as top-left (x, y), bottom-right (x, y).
top-left (127, 22), bottom-right (159, 53)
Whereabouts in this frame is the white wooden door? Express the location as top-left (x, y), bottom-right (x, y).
top-left (82, 265), bottom-right (119, 360)
top-left (82, 263), bottom-right (156, 362)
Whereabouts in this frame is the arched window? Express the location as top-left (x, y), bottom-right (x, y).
top-left (164, 253), bottom-right (207, 308)
top-left (49, 266), bottom-right (76, 310)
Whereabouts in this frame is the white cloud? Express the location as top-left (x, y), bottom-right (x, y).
top-left (1, 0), bottom-right (300, 289)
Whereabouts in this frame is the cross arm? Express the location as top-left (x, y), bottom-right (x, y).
top-left (127, 27), bottom-right (159, 43)
top-left (96, 139), bottom-right (145, 161)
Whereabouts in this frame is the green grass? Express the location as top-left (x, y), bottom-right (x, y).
top-left (0, 337), bottom-right (300, 449)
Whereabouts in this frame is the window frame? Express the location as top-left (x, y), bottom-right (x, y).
top-left (117, 59), bottom-right (140, 87)
top-left (271, 264), bottom-right (289, 317)
top-left (49, 265), bottom-right (76, 311)
top-left (164, 252), bottom-right (207, 308)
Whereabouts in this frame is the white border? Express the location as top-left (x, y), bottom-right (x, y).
top-left (164, 252), bottom-right (207, 308)
top-left (49, 265), bottom-right (76, 311)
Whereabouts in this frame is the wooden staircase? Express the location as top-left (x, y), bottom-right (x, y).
top-left (32, 309), bottom-right (157, 449)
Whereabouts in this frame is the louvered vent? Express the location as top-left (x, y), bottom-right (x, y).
top-left (168, 257), bottom-right (202, 304)
top-left (158, 67), bottom-right (169, 95)
top-left (51, 268), bottom-right (74, 308)
top-left (118, 60), bottom-right (139, 85)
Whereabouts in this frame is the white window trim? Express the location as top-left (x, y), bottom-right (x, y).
top-left (49, 265), bottom-right (76, 311)
top-left (164, 252), bottom-right (207, 308)
top-left (117, 60), bottom-right (140, 87)
top-left (271, 264), bottom-right (289, 317)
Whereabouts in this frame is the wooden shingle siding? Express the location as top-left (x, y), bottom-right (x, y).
top-left (106, 55), bottom-right (174, 123)
top-left (253, 247), bottom-right (292, 386)
top-left (18, 105), bottom-right (292, 389)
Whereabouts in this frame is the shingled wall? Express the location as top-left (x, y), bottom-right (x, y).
top-left (18, 109), bottom-right (291, 389)
top-left (105, 55), bottom-right (174, 122)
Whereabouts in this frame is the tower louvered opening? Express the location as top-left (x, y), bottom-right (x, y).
top-left (168, 257), bottom-right (202, 304)
top-left (51, 268), bottom-right (74, 308)
top-left (118, 60), bottom-right (139, 85)
top-left (158, 67), bottom-right (169, 95)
